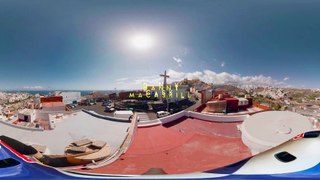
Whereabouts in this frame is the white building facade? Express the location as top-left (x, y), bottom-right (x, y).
top-left (55, 91), bottom-right (81, 105)
top-left (18, 109), bottom-right (36, 122)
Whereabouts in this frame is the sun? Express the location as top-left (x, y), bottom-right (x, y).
top-left (129, 33), bottom-right (154, 51)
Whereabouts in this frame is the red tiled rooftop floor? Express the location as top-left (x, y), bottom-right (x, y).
top-left (73, 117), bottom-right (251, 175)
top-left (164, 117), bottom-right (242, 138)
top-left (127, 124), bottom-right (194, 155)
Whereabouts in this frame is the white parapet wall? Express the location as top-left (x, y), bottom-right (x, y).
top-left (157, 110), bottom-right (249, 125)
top-left (82, 109), bottom-right (129, 122)
top-left (159, 110), bottom-right (188, 124)
top-left (0, 119), bottom-right (44, 131)
top-left (137, 119), bottom-right (162, 127)
top-left (188, 111), bottom-right (249, 122)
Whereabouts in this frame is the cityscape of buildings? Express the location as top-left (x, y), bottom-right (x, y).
top-left (0, 76), bottom-right (319, 178)
top-left (1, 79), bottom-right (320, 132)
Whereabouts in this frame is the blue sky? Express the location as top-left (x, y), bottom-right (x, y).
top-left (1, 0), bottom-right (320, 90)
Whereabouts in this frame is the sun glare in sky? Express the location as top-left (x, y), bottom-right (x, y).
top-left (129, 33), bottom-right (155, 51)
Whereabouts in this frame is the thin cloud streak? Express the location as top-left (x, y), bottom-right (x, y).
top-left (23, 85), bottom-right (44, 90)
top-left (115, 77), bottom-right (129, 82)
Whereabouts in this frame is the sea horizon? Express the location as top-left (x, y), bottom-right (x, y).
top-left (0, 90), bottom-right (129, 96)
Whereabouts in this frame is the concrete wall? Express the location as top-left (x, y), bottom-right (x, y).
top-left (114, 111), bottom-right (133, 119)
top-left (138, 120), bottom-right (162, 127)
top-left (48, 115), bottom-right (56, 130)
top-left (82, 109), bottom-right (129, 123)
top-left (36, 110), bottom-right (60, 121)
top-left (42, 106), bottom-right (65, 112)
top-left (157, 110), bottom-right (249, 125)
top-left (189, 111), bottom-right (249, 122)
top-left (0, 119), bottom-right (43, 131)
top-left (18, 110), bottom-right (36, 123)
top-left (200, 89), bottom-right (213, 104)
top-left (159, 110), bottom-right (187, 124)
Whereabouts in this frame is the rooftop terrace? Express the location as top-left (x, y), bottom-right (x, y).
top-left (73, 116), bottom-right (251, 175)
top-left (0, 111), bottom-right (130, 155)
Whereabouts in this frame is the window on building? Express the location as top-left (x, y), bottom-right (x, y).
top-left (274, 151), bottom-right (297, 163)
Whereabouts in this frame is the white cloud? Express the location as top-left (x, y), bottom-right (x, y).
top-left (23, 86), bottom-right (44, 90)
top-left (221, 62), bottom-right (225, 67)
top-left (164, 69), bottom-right (285, 87)
top-left (114, 70), bottom-right (287, 90)
top-left (133, 75), bottom-right (162, 86)
top-left (283, 77), bottom-right (289, 81)
top-left (173, 57), bottom-right (182, 67)
top-left (115, 77), bottom-right (128, 82)
top-left (114, 75), bottom-right (163, 90)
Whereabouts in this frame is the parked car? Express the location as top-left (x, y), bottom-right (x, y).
top-left (105, 107), bottom-right (115, 112)
top-left (156, 111), bottom-right (170, 118)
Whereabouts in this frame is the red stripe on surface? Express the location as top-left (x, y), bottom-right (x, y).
top-left (0, 140), bottom-right (34, 163)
